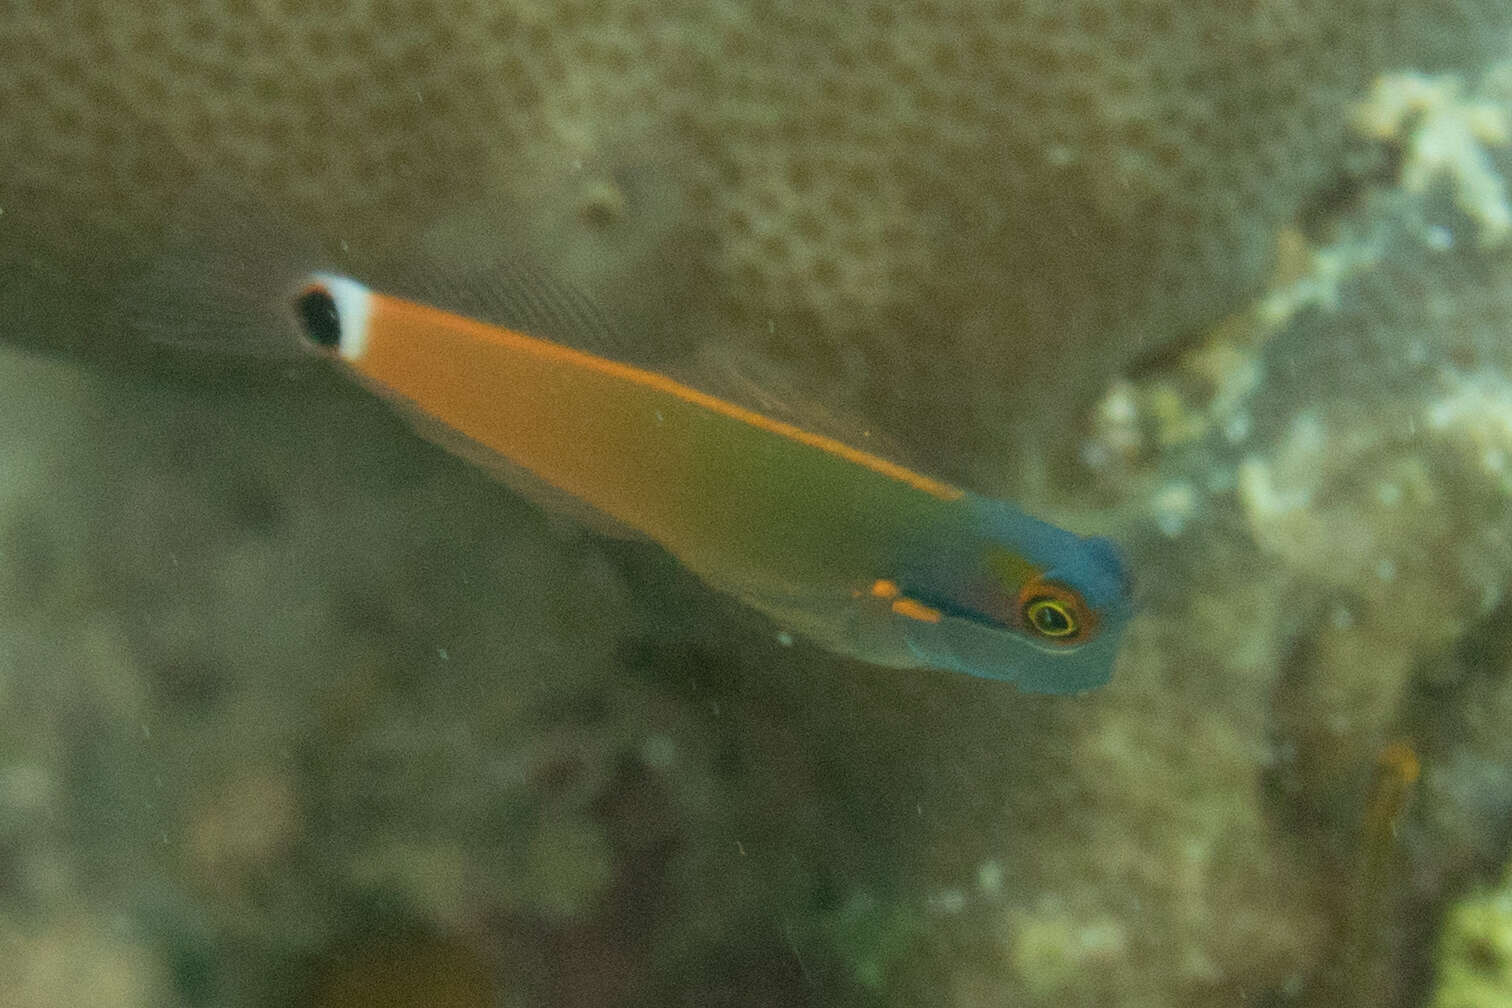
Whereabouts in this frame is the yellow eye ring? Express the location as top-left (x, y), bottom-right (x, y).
top-left (1015, 582), bottom-right (1096, 644)
top-left (1025, 597), bottom-right (1078, 638)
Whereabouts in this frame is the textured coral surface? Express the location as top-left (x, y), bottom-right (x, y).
top-left (6, 0), bottom-right (1511, 459)
top-left (4, 3), bottom-right (1512, 1007)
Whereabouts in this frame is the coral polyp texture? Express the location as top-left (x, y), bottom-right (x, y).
top-left (5, 0), bottom-right (1512, 456)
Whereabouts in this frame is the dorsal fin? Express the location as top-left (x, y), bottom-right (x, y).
top-left (686, 338), bottom-right (933, 478)
top-left (113, 182), bottom-right (936, 493)
top-left (369, 202), bottom-right (933, 478)
top-left (370, 251), bottom-right (637, 367)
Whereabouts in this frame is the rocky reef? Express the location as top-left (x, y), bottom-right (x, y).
top-left (3, 3), bottom-right (1512, 1007)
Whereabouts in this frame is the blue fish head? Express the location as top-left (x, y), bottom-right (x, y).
top-left (895, 496), bottom-right (1133, 694)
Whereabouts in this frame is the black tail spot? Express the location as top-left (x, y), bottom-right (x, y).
top-left (294, 286), bottom-right (342, 350)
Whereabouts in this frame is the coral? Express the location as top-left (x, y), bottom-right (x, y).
top-left (1237, 366), bottom-right (1512, 656)
top-left (5, 0), bottom-right (1512, 463)
top-left (1061, 35), bottom-right (1512, 1007)
top-left (1006, 904), bottom-right (1130, 1001)
top-left (0, 341), bottom-right (691, 1005)
top-left (809, 889), bottom-right (926, 993)
top-left (1355, 69), bottom-right (1512, 247)
top-left (307, 934), bottom-right (496, 1008)
top-left (521, 816), bottom-right (616, 923)
top-left (0, 913), bottom-right (173, 1008)
top-left (1431, 876), bottom-right (1512, 1008)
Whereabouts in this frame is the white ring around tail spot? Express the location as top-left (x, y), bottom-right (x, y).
top-left (310, 273), bottom-right (373, 361)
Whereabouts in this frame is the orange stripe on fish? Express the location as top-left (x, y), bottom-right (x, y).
top-left (309, 277), bottom-right (963, 504)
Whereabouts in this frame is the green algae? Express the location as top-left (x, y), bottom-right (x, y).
top-left (1432, 878), bottom-right (1512, 1008)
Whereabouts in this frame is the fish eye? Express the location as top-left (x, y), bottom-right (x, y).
top-left (1026, 597), bottom-right (1076, 637)
top-left (1016, 582), bottom-right (1095, 644)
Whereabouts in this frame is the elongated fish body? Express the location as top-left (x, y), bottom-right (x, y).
top-left (296, 276), bottom-right (1131, 692)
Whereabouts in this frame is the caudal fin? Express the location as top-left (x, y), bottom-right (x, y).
top-left (107, 185), bottom-right (335, 361)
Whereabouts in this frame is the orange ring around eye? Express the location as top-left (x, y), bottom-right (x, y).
top-left (1015, 581), bottom-right (1097, 645)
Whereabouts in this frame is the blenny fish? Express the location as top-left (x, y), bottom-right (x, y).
top-left (287, 275), bottom-right (1131, 692)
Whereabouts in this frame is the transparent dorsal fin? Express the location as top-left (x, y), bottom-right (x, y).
top-left (114, 177), bottom-right (937, 511)
top-left (374, 206), bottom-right (928, 477)
top-left (686, 339), bottom-right (932, 477)
top-left (373, 250), bottom-right (640, 367)
top-left (368, 177), bottom-right (700, 374)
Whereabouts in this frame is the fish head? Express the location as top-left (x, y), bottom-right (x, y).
top-left (893, 497), bottom-right (1133, 693)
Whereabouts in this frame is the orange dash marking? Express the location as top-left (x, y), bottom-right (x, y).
top-left (869, 578), bottom-right (941, 623)
top-left (891, 597), bottom-right (943, 624)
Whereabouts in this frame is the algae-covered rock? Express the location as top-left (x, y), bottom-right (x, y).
top-left (1432, 878), bottom-right (1512, 1008)
top-left (522, 817), bottom-right (616, 923)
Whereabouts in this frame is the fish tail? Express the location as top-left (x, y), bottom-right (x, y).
top-left (107, 184), bottom-right (334, 361)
